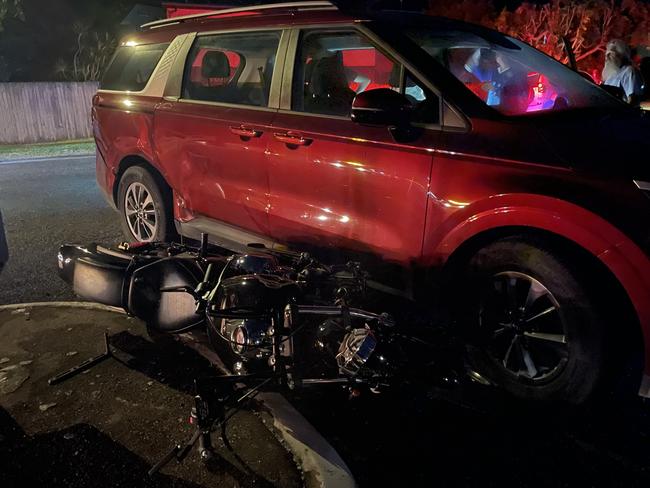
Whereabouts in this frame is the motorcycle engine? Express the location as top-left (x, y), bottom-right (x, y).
top-left (206, 254), bottom-right (298, 371)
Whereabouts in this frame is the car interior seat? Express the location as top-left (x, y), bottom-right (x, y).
top-left (190, 50), bottom-right (232, 101)
top-left (306, 53), bottom-right (356, 116)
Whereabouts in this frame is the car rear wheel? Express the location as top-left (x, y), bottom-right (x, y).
top-left (460, 236), bottom-right (605, 404)
top-left (117, 166), bottom-right (174, 243)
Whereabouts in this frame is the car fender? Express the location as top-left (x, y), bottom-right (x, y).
top-left (93, 93), bottom-right (163, 179)
top-left (423, 193), bottom-right (650, 385)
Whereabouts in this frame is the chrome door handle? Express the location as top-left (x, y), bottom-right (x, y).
top-left (273, 132), bottom-right (312, 146)
top-left (230, 126), bottom-right (262, 138)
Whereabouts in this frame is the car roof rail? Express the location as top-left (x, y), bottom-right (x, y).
top-left (141, 1), bottom-right (337, 29)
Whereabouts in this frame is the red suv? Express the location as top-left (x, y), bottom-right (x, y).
top-left (92, 1), bottom-right (650, 403)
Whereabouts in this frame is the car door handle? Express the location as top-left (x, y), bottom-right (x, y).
top-left (273, 132), bottom-right (312, 146)
top-left (229, 126), bottom-right (262, 138)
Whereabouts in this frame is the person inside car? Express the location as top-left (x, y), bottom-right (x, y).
top-left (461, 48), bottom-right (503, 106)
top-left (602, 39), bottom-right (643, 105)
top-left (459, 48), bottom-right (530, 114)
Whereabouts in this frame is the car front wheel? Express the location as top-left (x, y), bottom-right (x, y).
top-left (460, 236), bottom-right (605, 404)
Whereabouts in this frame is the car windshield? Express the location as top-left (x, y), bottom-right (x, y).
top-left (403, 27), bottom-right (621, 115)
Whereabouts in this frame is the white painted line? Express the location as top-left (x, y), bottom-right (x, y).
top-left (0, 301), bottom-right (125, 313)
top-left (0, 154), bottom-right (94, 166)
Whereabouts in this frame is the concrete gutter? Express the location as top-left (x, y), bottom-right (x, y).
top-left (2, 301), bottom-right (357, 488)
top-left (0, 301), bottom-right (125, 313)
top-left (177, 332), bottom-right (357, 488)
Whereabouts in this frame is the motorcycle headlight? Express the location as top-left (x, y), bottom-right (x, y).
top-left (232, 326), bottom-right (247, 353)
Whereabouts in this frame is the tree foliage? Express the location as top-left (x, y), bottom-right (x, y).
top-left (427, 0), bottom-right (650, 80)
top-left (0, 0), bottom-right (135, 81)
top-left (54, 24), bottom-right (116, 82)
top-left (0, 0), bottom-right (23, 31)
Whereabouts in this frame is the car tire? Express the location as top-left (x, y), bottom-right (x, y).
top-left (458, 235), bottom-right (604, 404)
top-left (117, 165), bottom-right (175, 243)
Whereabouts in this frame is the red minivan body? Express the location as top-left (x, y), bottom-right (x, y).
top-left (92, 2), bottom-right (650, 403)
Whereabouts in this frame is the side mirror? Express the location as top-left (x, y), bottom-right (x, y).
top-left (351, 88), bottom-right (413, 126)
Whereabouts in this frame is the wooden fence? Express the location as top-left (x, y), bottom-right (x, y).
top-left (0, 82), bottom-right (99, 144)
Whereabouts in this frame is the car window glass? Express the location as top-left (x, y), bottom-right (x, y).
top-left (183, 31), bottom-right (281, 107)
top-left (292, 31), bottom-right (400, 117)
top-left (404, 72), bottom-right (440, 124)
top-left (101, 43), bottom-right (169, 92)
top-left (404, 27), bottom-right (621, 115)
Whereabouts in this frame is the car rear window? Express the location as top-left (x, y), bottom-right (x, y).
top-left (182, 31), bottom-right (282, 107)
top-left (101, 43), bottom-right (169, 92)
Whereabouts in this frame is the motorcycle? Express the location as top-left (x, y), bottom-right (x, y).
top-left (56, 236), bottom-right (462, 471)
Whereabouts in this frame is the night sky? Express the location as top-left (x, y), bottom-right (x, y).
top-left (0, 0), bottom-right (648, 81)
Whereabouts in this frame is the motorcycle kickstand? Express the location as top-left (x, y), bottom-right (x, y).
top-left (148, 377), bottom-right (272, 476)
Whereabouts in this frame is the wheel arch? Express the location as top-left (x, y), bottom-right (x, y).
top-left (443, 225), bottom-right (641, 346)
top-left (429, 197), bottom-right (650, 394)
top-left (113, 155), bottom-right (171, 207)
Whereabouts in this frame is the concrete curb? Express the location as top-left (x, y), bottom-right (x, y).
top-left (177, 332), bottom-right (357, 488)
top-left (0, 301), bottom-right (125, 314)
top-left (0, 154), bottom-right (94, 165)
top-left (257, 392), bottom-right (357, 488)
top-left (1, 301), bottom-right (357, 488)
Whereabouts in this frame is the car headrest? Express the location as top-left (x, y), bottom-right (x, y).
top-left (202, 51), bottom-right (230, 78)
top-left (310, 54), bottom-right (349, 97)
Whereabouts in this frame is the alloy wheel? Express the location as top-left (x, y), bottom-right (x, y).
top-left (124, 182), bottom-right (158, 242)
top-left (478, 271), bottom-right (568, 383)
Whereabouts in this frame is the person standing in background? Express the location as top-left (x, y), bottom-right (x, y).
top-left (602, 39), bottom-right (643, 105)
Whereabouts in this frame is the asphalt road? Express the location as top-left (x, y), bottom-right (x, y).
top-left (0, 156), bottom-right (122, 305)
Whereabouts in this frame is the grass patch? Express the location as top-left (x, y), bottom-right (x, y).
top-left (0, 139), bottom-right (95, 161)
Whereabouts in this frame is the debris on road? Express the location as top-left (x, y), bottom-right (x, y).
top-left (0, 364), bottom-right (30, 394)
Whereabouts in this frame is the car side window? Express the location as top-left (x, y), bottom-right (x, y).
top-left (404, 72), bottom-right (440, 125)
top-left (292, 30), bottom-right (400, 117)
top-left (101, 43), bottom-right (169, 92)
top-left (182, 31), bottom-right (281, 107)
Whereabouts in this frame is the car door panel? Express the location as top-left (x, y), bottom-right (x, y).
top-left (268, 115), bottom-right (435, 263)
top-left (266, 28), bottom-right (441, 264)
top-left (154, 29), bottom-right (285, 238)
top-left (155, 102), bottom-right (274, 236)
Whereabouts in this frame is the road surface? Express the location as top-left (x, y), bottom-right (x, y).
top-left (0, 155), bottom-right (122, 305)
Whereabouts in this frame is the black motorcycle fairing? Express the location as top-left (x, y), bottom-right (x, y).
top-left (58, 243), bottom-right (212, 332)
top-left (128, 257), bottom-right (206, 333)
top-left (58, 244), bottom-right (131, 307)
